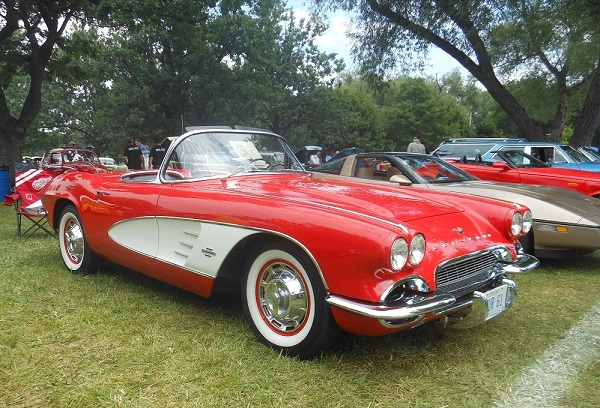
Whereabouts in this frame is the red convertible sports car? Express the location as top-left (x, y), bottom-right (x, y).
top-left (448, 150), bottom-right (600, 198)
top-left (40, 127), bottom-right (538, 358)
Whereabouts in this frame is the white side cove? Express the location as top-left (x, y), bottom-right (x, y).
top-left (108, 217), bottom-right (258, 278)
top-left (494, 302), bottom-right (600, 408)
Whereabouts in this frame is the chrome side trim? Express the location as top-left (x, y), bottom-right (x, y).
top-left (325, 292), bottom-right (456, 320)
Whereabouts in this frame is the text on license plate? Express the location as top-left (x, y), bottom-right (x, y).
top-left (483, 284), bottom-right (510, 320)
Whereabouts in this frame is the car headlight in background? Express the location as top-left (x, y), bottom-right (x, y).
top-left (390, 238), bottom-right (408, 270)
top-left (409, 234), bottom-right (426, 265)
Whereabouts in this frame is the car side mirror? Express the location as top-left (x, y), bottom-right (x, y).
top-left (389, 174), bottom-right (413, 186)
top-left (492, 161), bottom-right (510, 170)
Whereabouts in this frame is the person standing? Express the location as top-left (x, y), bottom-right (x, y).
top-left (123, 138), bottom-right (144, 170)
top-left (148, 138), bottom-right (167, 169)
top-left (407, 136), bottom-right (426, 153)
top-left (135, 138), bottom-right (147, 151)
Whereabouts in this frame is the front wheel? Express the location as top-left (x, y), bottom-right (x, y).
top-left (242, 242), bottom-right (340, 359)
top-left (58, 205), bottom-right (102, 273)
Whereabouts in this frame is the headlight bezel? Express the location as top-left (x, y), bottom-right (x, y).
top-left (390, 238), bottom-right (409, 270)
top-left (409, 234), bottom-right (426, 265)
top-left (510, 211), bottom-right (523, 237)
top-left (522, 209), bottom-right (533, 234)
top-left (391, 234), bottom-right (427, 270)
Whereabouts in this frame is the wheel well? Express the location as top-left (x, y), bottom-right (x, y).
top-left (211, 233), bottom-right (313, 295)
top-left (50, 199), bottom-right (76, 230)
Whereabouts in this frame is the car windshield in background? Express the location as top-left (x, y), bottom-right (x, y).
top-left (580, 147), bottom-right (600, 161)
top-left (162, 130), bottom-right (304, 180)
top-left (500, 150), bottom-right (550, 168)
top-left (433, 143), bottom-right (496, 158)
top-left (561, 145), bottom-right (592, 163)
top-left (393, 154), bottom-right (477, 183)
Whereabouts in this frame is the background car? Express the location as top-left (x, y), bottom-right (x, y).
top-left (99, 157), bottom-right (128, 172)
top-left (432, 138), bottom-right (600, 172)
top-left (294, 145), bottom-right (322, 168)
top-left (446, 150), bottom-right (600, 198)
top-left (41, 148), bottom-right (107, 176)
top-left (40, 127), bottom-right (537, 358)
top-left (313, 152), bottom-right (600, 259)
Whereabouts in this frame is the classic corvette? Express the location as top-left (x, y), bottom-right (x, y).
top-left (447, 150), bottom-right (600, 198)
top-left (40, 127), bottom-right (538, 358)
top-left (312, 152), bottom-right (600, 259)
top-left (41, 148), bottom-right (107, 176)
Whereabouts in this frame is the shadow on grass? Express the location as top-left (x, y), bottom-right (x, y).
top-left (94, 260), bottom-right (466, 362)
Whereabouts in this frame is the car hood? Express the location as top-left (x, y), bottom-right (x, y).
top-left (423, 180), bottom-right (600, 226)
top-left (230, 173), bottom-right (466, 223)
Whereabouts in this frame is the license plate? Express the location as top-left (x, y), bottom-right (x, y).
top-left (482, 284), bottom-right (510, 320)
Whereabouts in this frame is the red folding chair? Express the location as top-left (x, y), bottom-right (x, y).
top-left (3, 169), bottom-right (56, 239)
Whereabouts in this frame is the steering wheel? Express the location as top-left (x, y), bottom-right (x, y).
top-left (267, 163), bottom-right (285, 171)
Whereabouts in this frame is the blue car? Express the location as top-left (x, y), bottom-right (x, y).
top-left (432, 138), bottom-right (600, 172)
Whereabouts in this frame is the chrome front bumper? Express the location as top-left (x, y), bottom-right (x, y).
top-left (501, 253), bottom-right (539, 275)
top-left (326, 253), bottom-right (538, 327)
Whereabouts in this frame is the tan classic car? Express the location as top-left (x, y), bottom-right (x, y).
top-left (313, 152), bottom-right (600, 259)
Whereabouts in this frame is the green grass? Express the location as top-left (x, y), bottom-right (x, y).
top-left (1, 204), bottom-right (599, 407)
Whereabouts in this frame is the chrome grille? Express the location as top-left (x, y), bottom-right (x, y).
top-left (435, 249), bottom-right (501, 298)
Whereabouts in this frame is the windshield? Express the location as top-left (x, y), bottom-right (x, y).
top-left (161, 129), bottom-right (304, 180)
top-left (393, 154), bottom-right (478, 183)
top-left (581, 147), bottom-right (600, 161)
top-left (561, 145), bottom-right (592, 163)
top-left (499, 150), bottom-right (550, 168)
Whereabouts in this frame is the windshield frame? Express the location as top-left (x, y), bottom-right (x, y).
top-left (158, 128), bottom-right (306, 183)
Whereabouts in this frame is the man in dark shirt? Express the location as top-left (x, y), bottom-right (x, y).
top-left (148, 137), bottom-right (167, 169)
top-left (122, 138), bottom-right (144, 170)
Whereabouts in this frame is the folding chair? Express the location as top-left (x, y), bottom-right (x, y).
top-left (3, 169), bottom-right (56, 239)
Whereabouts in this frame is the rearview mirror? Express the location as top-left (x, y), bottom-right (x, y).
top-left (389, 174), bottom-right (413, 186)
top-left (492, 161), bottom-right (510, 170)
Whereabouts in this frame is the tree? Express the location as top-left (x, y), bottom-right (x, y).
top-left (319, 0), bottom-right (600, 145)
top-left (0, 1), bottom-right (91, 179)
top-left (215, 0), bottom-right (345, 135)
top-left (374, 76), bottom-right (474, 150)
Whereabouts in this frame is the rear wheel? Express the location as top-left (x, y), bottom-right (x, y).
top-left (58, 205), bottom-right (102, 273)
top-left (242, 242), bottom-right (340, 359)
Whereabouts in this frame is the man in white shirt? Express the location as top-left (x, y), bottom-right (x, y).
top-left (407, 136), bottom-right (426, 153)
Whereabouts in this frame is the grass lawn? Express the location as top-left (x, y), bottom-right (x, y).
top-left (1, 204), bottom-right (599, 407)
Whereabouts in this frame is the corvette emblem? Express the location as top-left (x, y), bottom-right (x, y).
top-left (453, 227), bottom-right (464, 234)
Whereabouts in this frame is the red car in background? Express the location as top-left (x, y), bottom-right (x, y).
top-left (41, 148), bottom-right (107, 177)
top-left (449, 150), bottom-right (600, 198)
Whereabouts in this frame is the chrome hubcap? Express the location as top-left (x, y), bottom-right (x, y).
top-left (64, 218), bottom-right (84, 264)
top-left (259, 262), bottom-right (308, 332)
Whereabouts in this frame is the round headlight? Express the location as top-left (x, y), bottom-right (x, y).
top-left (522, 210), bottom-right (533, 234)
top-left (409, 234), bottom-right (426, 265)
top-left (511, 212), bottom-right (523, 237)
top-left (390, 238), bottom-right (408, 270)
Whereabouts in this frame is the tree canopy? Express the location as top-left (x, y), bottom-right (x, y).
top-left (2, 0), bottom-right (600, 179)
top-left (319, 0), bottom-right (600, 146)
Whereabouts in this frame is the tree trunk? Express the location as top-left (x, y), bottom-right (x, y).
top-left (570, 62), bottom-right (600, 148)
top-left (0, 120), bottom-right (25, 187)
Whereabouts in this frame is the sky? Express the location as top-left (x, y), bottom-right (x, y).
top-left (288, 1), bottom-right (465, 77)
